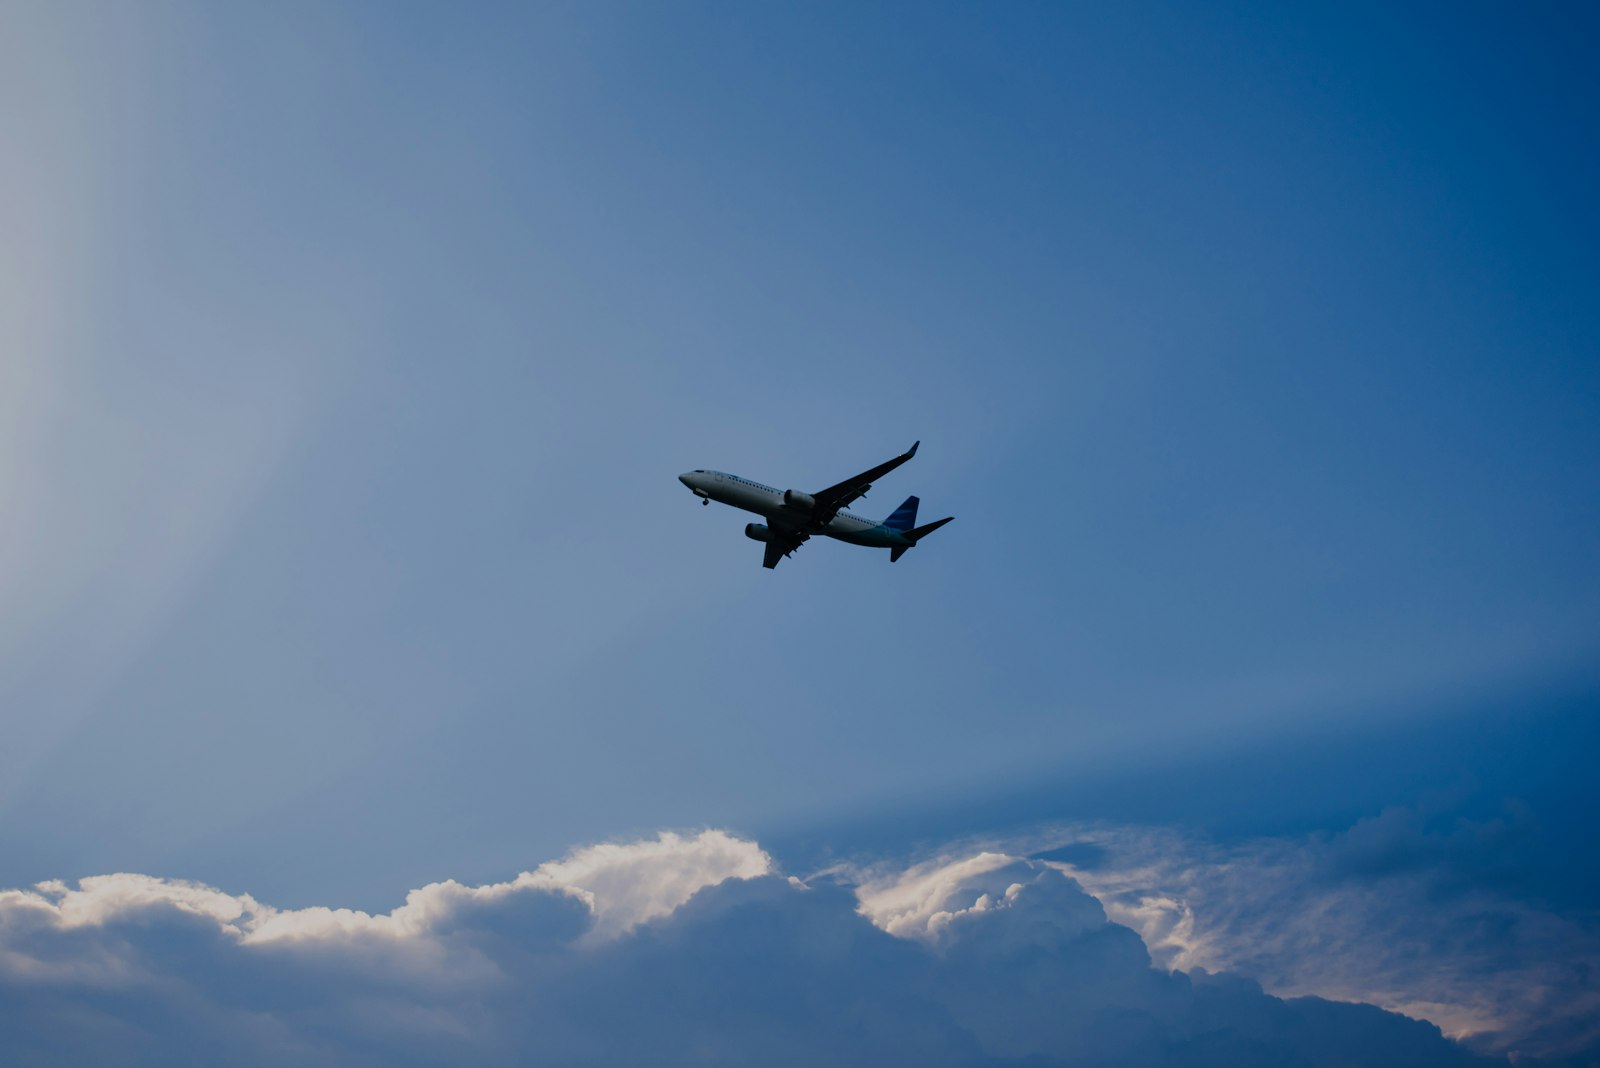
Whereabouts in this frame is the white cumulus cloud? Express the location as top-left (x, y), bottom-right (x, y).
top-left (0, 828), bottom-right (1503, 1067)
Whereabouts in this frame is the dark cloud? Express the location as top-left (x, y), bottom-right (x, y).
top-left (1321, 793), bottom-right (1539, 891)
top-left (1006, 810), bottom-right (1600, 1067)
top-left (0, 832), bottom-right (1499, 1066)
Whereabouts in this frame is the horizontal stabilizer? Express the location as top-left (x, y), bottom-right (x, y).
top-left (906, 515), bottom-right (954, 543)
top-left (889, 514), bottom-right (953, 563)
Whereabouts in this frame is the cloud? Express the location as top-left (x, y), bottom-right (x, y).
top-left (0, 829), bottom-right (1499, 1066)
top-left (1000, 809), bottom-right (1600, 1065)
top-left (856, 850), bottom-right (1107, 948)
top-left (530, 827), bottom-right (773, 940)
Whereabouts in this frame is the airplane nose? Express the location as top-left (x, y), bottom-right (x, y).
top-left (678, 473), bottom-right (691, 486)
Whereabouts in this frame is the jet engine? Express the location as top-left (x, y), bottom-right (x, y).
top-left (783, 490), bottom-right (816, 511)
top-left (744, 523), bottom-right (771, 542)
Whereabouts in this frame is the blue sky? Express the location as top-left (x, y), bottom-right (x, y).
top-left (2, 3), bottom-right (1596, 1063)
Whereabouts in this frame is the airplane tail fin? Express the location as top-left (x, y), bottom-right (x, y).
top-left (889, 515), bottom-right (954, 562)
top-left (884, 495), bottom-right (919, 531)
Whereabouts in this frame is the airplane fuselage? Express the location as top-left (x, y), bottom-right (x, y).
top-left (677, 470), bottom-right (914, 549)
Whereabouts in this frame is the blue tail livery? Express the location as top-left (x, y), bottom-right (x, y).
top-left (884, 496), bottom-right (920, 531)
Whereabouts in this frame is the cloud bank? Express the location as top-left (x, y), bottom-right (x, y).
top-left (984, 807), bottom-right (1600, 1066)
top-left (0, 829), bottom-right (1502, 1066)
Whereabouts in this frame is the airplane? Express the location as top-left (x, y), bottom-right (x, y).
top-left (678, 441), bottom-right (954, 569)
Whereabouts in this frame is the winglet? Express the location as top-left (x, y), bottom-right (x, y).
top-left (907, 440), bottom-right (919, 458)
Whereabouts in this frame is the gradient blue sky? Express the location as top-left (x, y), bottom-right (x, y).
top-left (2, 3), bottom-right (1597, 1061)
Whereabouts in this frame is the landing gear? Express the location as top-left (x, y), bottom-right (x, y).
top-left (702, 498), bottom-right (709, 506)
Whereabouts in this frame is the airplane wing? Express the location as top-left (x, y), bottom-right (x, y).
top-left (808, 441), bottom-right (920, 525)
top-left (762, 527), bottom-right (809, 569)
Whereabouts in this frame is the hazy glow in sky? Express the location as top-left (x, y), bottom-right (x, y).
top-left (1, 3), bottom-right (1595, 1063)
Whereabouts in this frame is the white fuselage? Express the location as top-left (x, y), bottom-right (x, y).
top-left (677, 469), bottom-right (911, 548)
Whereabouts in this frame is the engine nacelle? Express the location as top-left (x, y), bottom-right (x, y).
top-left (744, 523), bottom-right (771, 542)
top-left (783, 490), bottom-right (816, 512)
